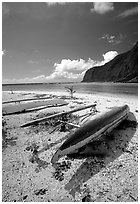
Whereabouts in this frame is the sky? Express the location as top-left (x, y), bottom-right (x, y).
top-left (2, 1), bottom-right (138, 84)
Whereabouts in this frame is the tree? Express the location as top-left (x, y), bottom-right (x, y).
top-left (65, 86), bottom-right (76, 98)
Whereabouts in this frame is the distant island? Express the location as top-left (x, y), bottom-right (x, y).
top-left (82, 42), bottom-right (138, 83)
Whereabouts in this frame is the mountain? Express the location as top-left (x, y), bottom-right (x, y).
top-left (82, 42), bottom-right (138, 83)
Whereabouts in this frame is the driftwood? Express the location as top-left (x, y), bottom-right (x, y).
top-left (2, 97), bottom-right (53, 104)
top-left (21, 104), bottom-right (96, 128)
top-left (58, 120), bottom-right (80, 128)
top-left (3, 103), bottom-right (67, 116)
top-left (3, 99), bottom-right (68, 116)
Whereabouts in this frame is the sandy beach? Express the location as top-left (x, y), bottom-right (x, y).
top-left (2, 90), bottom-right (138, 202)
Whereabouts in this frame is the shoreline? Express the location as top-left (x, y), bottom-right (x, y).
top-left (2, 90), bottom-right (138, 202)
top-left (2, 81), bottom-right (138, 100)
top-left (2, 89), bottom-right (138, 100)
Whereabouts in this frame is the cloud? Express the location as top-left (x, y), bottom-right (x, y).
top-left (45, 51), bottom-right (118, 82)
top-left (103, 51), bottom-right (118, 63)
top-left (91, 2), bottom-right (114, 14)
top-left (100, 33), bottom-right (127, 45)
top-left (114, 33), bottom-right (127, 45)
top-left (46, 2), bottom-right (66, 7)
top-left (44, 58), bottom-right (97, 82)
top-left (54, 58), bottom-right (97, 74)
top-left (100, 34), bottom-right (115, 43)
top-left (117, 6), bottom-right (138, 18)
top-left (3, 51), bottom-right (118, 84)
top-left (2, 50), bottom-right (7, 56)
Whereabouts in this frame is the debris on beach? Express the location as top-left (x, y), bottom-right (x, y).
top-left (82, 194), bottom-right (92, 202)
top-left (51, 105), bottom-right (130, 163)
top-left (20, 103), bottom-right (97, 127)
top-left (34, 188), bottom-right (48, 196)
top-left (52, 161), bottom-right (72, 181)
top-left (2, 98), bottom-right (68, 116)
top-left (2, 91), bottom-right (138, 202)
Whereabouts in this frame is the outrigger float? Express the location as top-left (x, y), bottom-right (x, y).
top-left (51, 104), bottom-right (130, 163)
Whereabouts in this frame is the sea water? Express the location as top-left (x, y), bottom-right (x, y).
top-left (2, 82), bottom-right (138, 98)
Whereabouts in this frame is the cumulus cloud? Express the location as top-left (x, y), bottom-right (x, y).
top-left (91, 2), bottom-right (114, 14)
top-left (44, 58), bottom-right (97, 82)
top-left (3, 51), bottom-right (118, 84)
top-left (54, 58), bottom-right (97, 74)
top-left (103, 51), bottom-right (118, 64)
top-left (117, 6), bottom-right (138, 18)
top-left (45, 51), bottom-right (118, 82)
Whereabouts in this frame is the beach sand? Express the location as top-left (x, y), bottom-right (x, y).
top-left (2, 90), bottom-right (138, 202)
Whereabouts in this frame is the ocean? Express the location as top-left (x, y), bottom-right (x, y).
top-left (2, 82), bottom-right (138, 98)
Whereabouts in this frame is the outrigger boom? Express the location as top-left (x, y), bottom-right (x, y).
top-left (21, 103), bottom-right (96, 128)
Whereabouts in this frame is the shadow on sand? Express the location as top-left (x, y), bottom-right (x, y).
top-left (63, 112), bottom-right (137, 198)
top-left (2, 129), bottom-right (17, 151)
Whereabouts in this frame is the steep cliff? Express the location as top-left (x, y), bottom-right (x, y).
top-left (82, 42), bottom-right (138, 83)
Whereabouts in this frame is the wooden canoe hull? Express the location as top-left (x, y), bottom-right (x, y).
top-left (51, 104), bottom-right (130, 163)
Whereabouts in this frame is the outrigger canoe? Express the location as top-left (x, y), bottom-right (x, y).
top-left (51, 104), bottom-right (130, 163)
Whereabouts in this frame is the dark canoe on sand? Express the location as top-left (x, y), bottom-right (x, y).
top-left (51, 104), bottom-right (130, 163)
top-left (2, 99), bottom-right (68, 115)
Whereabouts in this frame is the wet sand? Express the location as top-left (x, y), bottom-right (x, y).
top-left (2, 90), bottom-right (138, 202)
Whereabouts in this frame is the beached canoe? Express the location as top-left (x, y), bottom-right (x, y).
top-left (2, 99), bottom-right (68, 115)
top-left (51, 104), bottom-right (130, 163)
